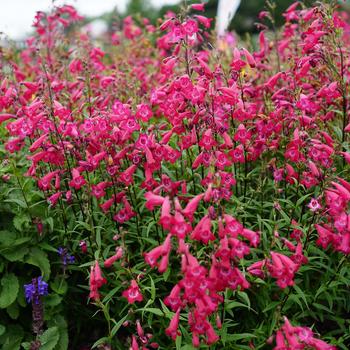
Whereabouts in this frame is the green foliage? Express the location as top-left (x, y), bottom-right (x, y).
top-left (39, 327), bottom-right (60, 350)
top-left (0, 273), bottom-right (19, 309)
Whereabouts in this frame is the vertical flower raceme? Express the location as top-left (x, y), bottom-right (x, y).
top-left (24, 277), bottom-right (48, 335)
top-left (89, 260), bottom-right (107, 301)
top-left (57, 247), bottom-right (75, 267)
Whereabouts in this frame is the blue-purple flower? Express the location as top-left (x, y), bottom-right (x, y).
top-left (24, 276), bottom-right (48, 304)
top-left (58, 247), bottom-right (75, 266)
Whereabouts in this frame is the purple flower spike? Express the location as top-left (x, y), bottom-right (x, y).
top-left (24, 276), bottom-right (48, 304)
top-left (58, 246), bottom-right (75, 266)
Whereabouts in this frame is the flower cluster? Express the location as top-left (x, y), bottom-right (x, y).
top-left (122, 280), bottom-right (143, 304)
top-left (273, 317), bottom-right (336, 350)
top-left (315, 179), bottom-right (350, 254)
top-left (1, 0), bottom-right (348, 348)
top-left (24, 277), bottom-right (49, 304)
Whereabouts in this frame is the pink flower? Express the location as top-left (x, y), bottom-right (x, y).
top-left (308, 198), bottom-right (321, 212)
top-left (191, 3), bottom-right (205, 11)
top-left (89, 261), bottom-right (107, 301)
top-left (182, 19), bottom-right (198, 36)
top-left (229, 145), bottom-right (245, 163)
top-left (234, 124), bottom-right (251, 144)
top-left (182, 193), bottom-right (204, 222)
top-left (122, 280), bottom-right (143, 304)
top-left (164, 284), bottom-right (182, 311)
top-left (195, 15), bottom-right (212, 29)
top-left (165, 309), bottom-right (181, 340)
top-left (171, 212), bottom-right (191, 239)
top-left (315, 224), bottom-right (334, 249)
top-left (131, 335), bottom-right (139, 350)
top-left (191, 216), bottom-right (215, 244)
top-left (119, 164), bottom-right (137, 186)
top-left (69, 168), bottom-right (86, 190)
top-left (144, 234), bottom-right (172, 273)
top-left (104, 247), bottom-right (123, 268)
top-left (144, 192), bottom-right (165, 210)
top-left (159, 196), bottom-right (172, 230)
top-left (199, 129), bottom-right (217, 150)
top-left (144, 245), bottom-right (164, 268)
top-left (247, 260), bottom-right (266, 278)
top-left (205, 322), bottom-right (219, 345)
top-left (38, 170), bottom-right (60, 191)
top-left (136, 104), bottom-right (152, 122)
top-left (47, 191), bottom-right (62, 207)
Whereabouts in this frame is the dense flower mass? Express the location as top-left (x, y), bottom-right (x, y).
top-left (0, 1), bottom-right (349, 349)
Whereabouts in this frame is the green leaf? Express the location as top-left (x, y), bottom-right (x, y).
top-left (6, 301), bottom-right (19, 319)
top-left (55, 327), bottom-right (68, 350)
top-left (149, 275), bottom-right (156, 301)
top-left (1, 245), bottom-right (28, 262)
top-left (39, 327), bottom-right (60, 350)
top-left (163, 266), bottom-right (171, 281)
top-left (159, 299), bottom-right (174, 319)
top-left (4, 198), bottom-right (27, 208)
top-left (13, 215), bottom-right (31, 231)
top-left (262, 301), bottom-right (280, 313)
top-left (0, 324), bottom-right (23, 350)
top-left (38, 242), bottom-right (59, 253)
top-left (225, 301), bottom-right (250, 311)
top-left (226, 333), bottom-right (256, 341)
top-left (21, 342), bottom-right (31, 350)
top-left (180, 345), bottom-right (195, 350)
top-left (45, 294), bottom-right (62, 307)
top-left (47, 315), bottom-right (68, 350)
top-left (293, 284), bottom-right (309, 309)
top-left (312, 302), bottom-right (333, 313)
top-left (25, 248), bottom-right (51, 279)
top-left (0, 230), bottom-right (15, 246)
top-left (96, 227), bottom-right (102, 248)
top-left (285, 294), bottom-right (304, 312)
top-left (237, 291), bottom-right (251, 310)
top-left (175, 333), bottom-right (182, 350)
top-left (102, 285), bottom-right (122, 304)
top-left (296, 193), bottom-right (312, 207)
top-left (0, 273), bottom-right (19, 309)
top-left (91, 337), bottom-right (110, 349)
top-left (50, 278), bottom-right (68, 295)
top-left (278, 208), bottom-right (290, 223)
top-left (111, 314), bottom-right (128, 337)
top-left (0, 324), bottom-right (5, 336)
top-left (13, 237), bottom-right (32, 245)
top-left (137, 307), bottom-right (164, 316)
top-left (45, 217), bottom-right (54, 232)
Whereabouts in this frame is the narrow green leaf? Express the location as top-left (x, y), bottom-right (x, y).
top-left (136, 307), bottom-right (164, 316)
top-left (111, 314), bottom-right (128, 337)
top-left (91, 337), bottom-right (110, 349)
top-left (262, 301), bottom-right (280, 313)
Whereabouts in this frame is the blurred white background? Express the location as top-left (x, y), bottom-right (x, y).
top-left (0, 0), bottom-right (181, 40)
